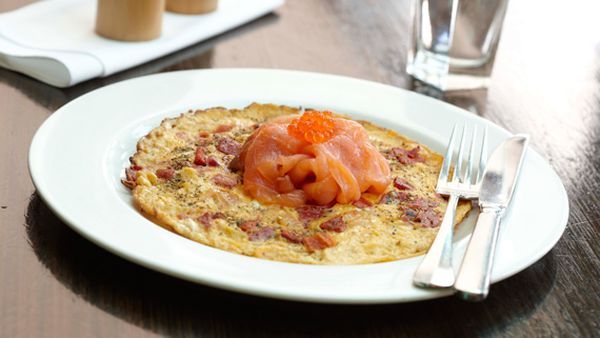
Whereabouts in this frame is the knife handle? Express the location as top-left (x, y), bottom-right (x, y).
top-left (454, 205), bottom-right (503, 301)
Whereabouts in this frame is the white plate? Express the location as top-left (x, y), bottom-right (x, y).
top-left (28, 69), bottom-right (569, 304)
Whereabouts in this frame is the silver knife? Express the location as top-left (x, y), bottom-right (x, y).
top-left (454, 134), bottom-right (529, 301)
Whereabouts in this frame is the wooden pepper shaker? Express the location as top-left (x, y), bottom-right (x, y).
top-left (166, 0), bottom-right (218, 14)
top-left (95, 0), bottom-right (165, 41)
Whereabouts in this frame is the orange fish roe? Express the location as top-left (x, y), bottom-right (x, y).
top-left (287, 110), bottom-right (336, 143)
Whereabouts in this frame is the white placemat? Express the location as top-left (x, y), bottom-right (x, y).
top-left (0, 0), bottom-right (284, 87)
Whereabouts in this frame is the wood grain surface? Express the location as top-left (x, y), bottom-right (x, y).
top-left (1, 0), bottom-right (598, 337)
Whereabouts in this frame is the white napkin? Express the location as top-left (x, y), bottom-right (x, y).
top-left (0, 0), bottom-right (284, 87)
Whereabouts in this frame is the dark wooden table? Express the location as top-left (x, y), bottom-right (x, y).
top-left (1, 0), bottom-right (598, 337)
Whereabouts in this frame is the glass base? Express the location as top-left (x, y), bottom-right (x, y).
top-left (407, 63), bottom-right (491, 91)
top-left (406, 50), bottom-right (491, 91)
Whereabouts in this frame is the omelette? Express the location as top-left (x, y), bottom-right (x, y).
top-left (123, 103), bottom-right (471, 264)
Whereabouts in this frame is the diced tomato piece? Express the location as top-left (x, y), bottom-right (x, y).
top-left (207, 156), bottom-right (220, 167)
top-left (239, 220), bottom-right (274, 241)
top-left (281, 230), bottom-right (303, 243)
top-left (303, 233), bottom-right (336, 253)
top-left (420, 209), bottom-right (441, 228)
top-left (214, 124), bottom-right (234, 133)
top-left (213, 174), bottom-right (238, 188)
top-left (156, 168), bottom-right (174, 179)
top-left (198, 212), bottom-right (224, 229)
top-left (319, 216), bottom-right (346, 233)
top-left (393, 177), bottom-right (413, 190)
top-left (296, 205), bottom-right (326, 226)
top-left (249, 227), bottom-right (275, 241)
top-left (239, 220), bottom-right (259, 232)
top-left (194, 148), bottom-right (207, 166)
top-left (216, 137), bottom-right (241, 156)
top-left (353, 197), bottom-right (373, 208)
top-left (390, 146), bottom-right (424, 165)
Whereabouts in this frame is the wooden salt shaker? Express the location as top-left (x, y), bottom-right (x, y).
top-left (96, 0), bottom-right (165, 41)
top-left (166, 0), bottom-right (218, 14)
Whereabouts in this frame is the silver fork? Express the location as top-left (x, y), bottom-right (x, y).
top-left (413, 124), bottom-right (487, 288)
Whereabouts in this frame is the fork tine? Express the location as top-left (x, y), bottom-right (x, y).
top-left (438, 124), bottom-right (458, 185)
top-left (477, 127), bottom-right (488, 183)
top-left (463, 126), bottom-right (477, 185)
top-left (453, 125), bottom-right (467, 183)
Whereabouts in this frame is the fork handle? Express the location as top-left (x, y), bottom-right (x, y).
top-left (454, 205), bottom-right (504, 301)
top-left (413, 194), bottom-right (459, 288)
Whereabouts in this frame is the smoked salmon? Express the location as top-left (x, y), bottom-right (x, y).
top-left (238, 111), bottom-right (391, 207)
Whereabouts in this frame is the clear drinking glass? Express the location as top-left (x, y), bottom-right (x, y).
top-left (407, 0), bottom-right (509, 90)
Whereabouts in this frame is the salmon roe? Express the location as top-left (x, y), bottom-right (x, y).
top-left (287, 110), bottom-right (336, 143)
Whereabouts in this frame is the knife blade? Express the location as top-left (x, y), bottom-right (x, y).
top-left (454, 134), bottom-right (529, 301)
